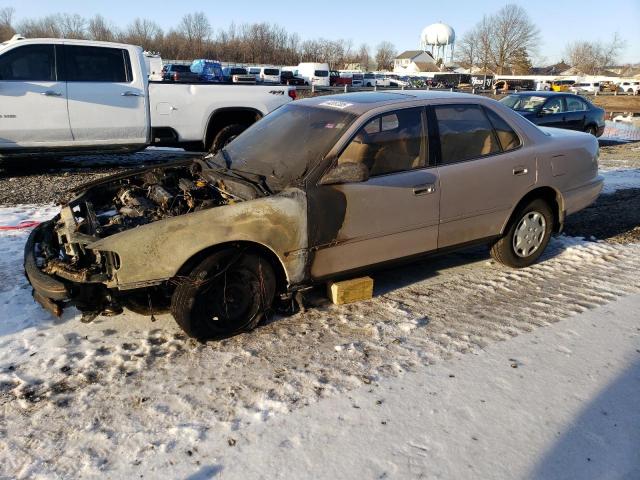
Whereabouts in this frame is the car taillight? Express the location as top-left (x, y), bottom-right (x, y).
top-left (288, 89), bottom-right (297, 100)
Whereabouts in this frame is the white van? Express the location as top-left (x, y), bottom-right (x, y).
top-left (297, 62), bottom-right (330, 86)
top-left (248, 67), bottom-right (261, 81)
top-left (570, 81), bottom-right (601, 94)
top-left (260, 66), bottom-right (281, 84)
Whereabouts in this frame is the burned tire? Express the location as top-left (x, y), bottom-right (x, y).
top-left (209, 124), bottom-right (246, 154)
top-left (170, 250), bottom-right (276, 339)
top-left (490, 199), bottom-right (553, 268)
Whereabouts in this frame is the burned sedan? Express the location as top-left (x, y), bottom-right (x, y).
top-left (25, 91), bottom-right (603, 339)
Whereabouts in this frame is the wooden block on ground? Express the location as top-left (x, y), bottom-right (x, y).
top-left (327, 277), bottom-right (374, 305)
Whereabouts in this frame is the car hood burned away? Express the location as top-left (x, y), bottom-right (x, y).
top-left (25, 157), bottom-right (309, 320)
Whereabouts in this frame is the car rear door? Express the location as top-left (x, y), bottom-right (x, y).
top-left (64, 44), bottom-right (149, 146)
top-left (563, 96), bottom-right (588, 131)
top-left (309, 106), bottom-right (440, 278)
top-left (0, 43), bottom-right (72, 148)
top-left (433, 104), bottom-right (535, 248)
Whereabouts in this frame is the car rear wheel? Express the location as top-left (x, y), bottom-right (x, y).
top-left (209, 124), bottom-right (247, 154)
top-left (490, 199), bottom-right (553, 268)
top-left (584, 125), bottom-right (597, 136)
top-left (170, 250), bottom-right (276, 339)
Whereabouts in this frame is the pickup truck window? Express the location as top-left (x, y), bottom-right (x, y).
top-left (65, 45), bottom-right (131, 83)
top-left (0, 44), bottom-right (56, 81)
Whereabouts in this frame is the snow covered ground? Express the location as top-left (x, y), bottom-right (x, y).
top-left (600, 168), bottom-right (640, 194)
top-left (1, 167), bottom-right (639, 478)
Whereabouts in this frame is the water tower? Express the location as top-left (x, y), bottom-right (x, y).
top-left (420, 22), bottom-right (455, 65)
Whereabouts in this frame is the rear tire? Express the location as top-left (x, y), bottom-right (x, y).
top-left (209, 124), bottom-right (247, 154)
top-left (490, 199), bottom-right (553, 268)
top-left (170, 250), bottom-right (276, 340)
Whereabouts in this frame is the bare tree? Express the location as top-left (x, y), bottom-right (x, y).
top-left (566, 32), bottom-right (626, 75)
top-left (178, 12), bottom-right (210, 58)
top-left (486, 4), bottom-right (539, 74)
top-left (374, 41), bottom-right (396, 71)
top-left (0, 7), bottom-right (15, 41)
top-left (121, 18), bottom-right (162, 49)
top-left (353, 43), bottom-right (371, 71)
top-left (455, 27), bottom-right (479, 71)
top-left (88, 14), bottom-right (116, 41)
top-left (58, 13), bottom-right (86, 39)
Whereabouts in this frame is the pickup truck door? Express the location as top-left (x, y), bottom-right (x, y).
top-left (64, 44), bottom-right (149, 146)
top-left (0, 43), bottom-right (72, 148)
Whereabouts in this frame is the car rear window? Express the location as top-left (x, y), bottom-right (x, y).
top-left (484, 108), bottom-right (521, 152)
top-left (65, 45), bottom-right (130, 82)
top-left (231, 68), bottom-right (247, 75)
top-left (435, 105), bottom-right (501, 164)
top-left (264, 68), bottom-right (279, 76)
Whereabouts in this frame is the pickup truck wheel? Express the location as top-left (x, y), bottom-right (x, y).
top-left (209, 124), bottom-right (247, 154)
top-left (490, 199), bottom-right (553, 268)
top-left (170, 251), bottom-right (276, 339)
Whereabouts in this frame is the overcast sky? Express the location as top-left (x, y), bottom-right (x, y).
top-left (4, 0), bottom-right (640, 64)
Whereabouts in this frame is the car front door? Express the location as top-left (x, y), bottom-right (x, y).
top-left (433, 104), bottom-right (535, 248)
top-left (537, 96), bottom-right (567, 128)
top-left (64, 44), bottom-right (148, 146)
top-left (0, 43), bottom-right (72, 149)
top-left (309, 107), bottom-right (440, 279)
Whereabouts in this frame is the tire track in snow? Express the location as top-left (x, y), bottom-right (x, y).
top-left (2, 235), bottom-right (640, 477)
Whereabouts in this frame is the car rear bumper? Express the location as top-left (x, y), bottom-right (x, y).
top-left (24, 220), bottom-right (70, 315)
top-left (563, 175), bottom-right (604, 216)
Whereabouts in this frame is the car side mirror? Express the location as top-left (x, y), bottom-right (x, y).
top-left (320, 162), bottom-right (370, 185)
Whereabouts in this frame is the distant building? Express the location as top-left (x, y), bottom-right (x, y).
top-left (393, 50), bottom-right (438, 74)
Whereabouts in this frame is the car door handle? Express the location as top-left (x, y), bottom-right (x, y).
top-left (413, 183), bottom-right (436, 195)
top-left (121, 91), bottom-right (142, 97)
top-left (513, 167), bottom-right (529, 176)
top-left (41, 90), bottom-right (62, 97)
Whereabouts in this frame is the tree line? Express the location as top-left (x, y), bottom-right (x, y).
top-left (0, 8), bottom-right (398, 70)
top-left (1, 6), bottom-right (627, 75)
top-left (455, 4), bottom-right (626, 76)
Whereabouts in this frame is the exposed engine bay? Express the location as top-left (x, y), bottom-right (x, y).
top-left (36, 160), bottom-right (266, 290)
top-left (69, 160), bottom-right (261, 238)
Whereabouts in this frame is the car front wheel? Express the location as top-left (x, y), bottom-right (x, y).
top-left (171, 250), bottom-right (276, 339)
top-left (490, 199), bottom-right (553, 268)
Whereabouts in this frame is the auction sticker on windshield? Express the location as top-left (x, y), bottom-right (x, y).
top-left (319, 100), bottom-right (354, 109)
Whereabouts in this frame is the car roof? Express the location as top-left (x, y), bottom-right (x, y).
top-left (296, 90), bottom-right (479, 115)
top-left (506, 91), bottom-right (575, 97)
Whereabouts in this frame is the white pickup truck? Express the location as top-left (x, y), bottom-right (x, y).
top-left (0, 36), bottom-right (296, 159)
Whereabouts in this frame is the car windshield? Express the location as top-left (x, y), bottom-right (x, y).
top-left (500, 95), bottom-right (547, 112)
top-left (231, 68), bottom-right (246, 74)
top-left (264, 68), bottom-right (279, 75)
top-left (208, 104), bottom-right (357, 192)
top-left (315, 70), bottom-right (329, 77)
top-left (173, 65), bottom-right (191, 72)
